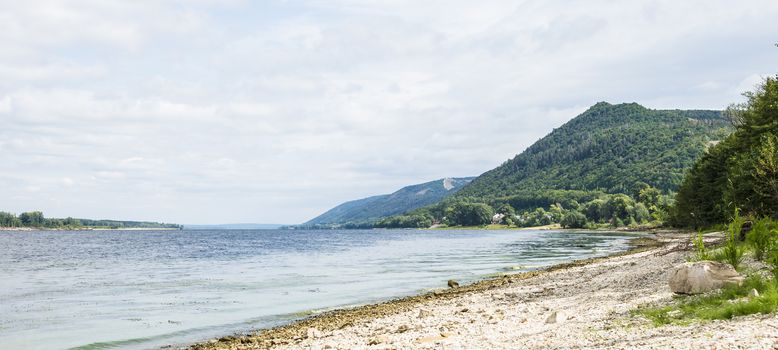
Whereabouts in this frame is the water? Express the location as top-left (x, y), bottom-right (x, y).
top-left (0, 229), bottom-right (636, 350)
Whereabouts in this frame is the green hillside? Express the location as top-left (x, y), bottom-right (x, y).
top-left (457, 102), bottom-right (731, 199)
top-left (304, 177), bottom-right (474, 225)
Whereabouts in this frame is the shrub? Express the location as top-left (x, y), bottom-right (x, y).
top-left (747, 218), bottom-right (775, 261)
top-left (722, 209), bottom-right (746, 270)
top-left (689, 232), bottom-right (711, 261)
top-left (766, 251), bottom-right (778, 280)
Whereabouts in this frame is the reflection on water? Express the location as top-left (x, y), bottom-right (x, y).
top-left (0, 229), bottom-right (636, 349)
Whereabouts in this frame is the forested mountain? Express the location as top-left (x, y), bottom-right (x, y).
top-left (304, 177), bottom-right (474, 225)
top-left (375, 102), bottom-right (734, 229)
top-left (307, 102), bottom-right (733, 229)
top-left (457, 102), bottom-right (731, 199)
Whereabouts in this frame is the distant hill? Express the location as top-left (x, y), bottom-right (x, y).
top-left (305, 177), bottom-right (475, 225)
top-left (455, 102), bottom-right (732, 200)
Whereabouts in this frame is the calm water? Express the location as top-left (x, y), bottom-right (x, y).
top-left (0, 229), bottom-right (636, 350)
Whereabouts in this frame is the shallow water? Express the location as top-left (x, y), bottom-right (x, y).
top-left (0, 229), bottom-right (636, 350)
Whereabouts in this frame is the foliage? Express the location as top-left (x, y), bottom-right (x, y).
top-left (0, 211), bottom-right (181, 229)
top-left (374, 213), bottom-right (434, 229)
top-left (445, 202), bottom-right (494, 226)
top-left (560, 211), bottom-right (587, 229)
top-left (673, 75), bottom-right (778, 227)
top-left (457, 103), bottom-right (729, 198)
top-left (19, 211), bottom-right (45, 226)
top-left (317, 101), bottom-right (730, 229)
top-left (0, 211), bottom-right (22, 227)
top-left (689, 232), bottom-right (712, 261)
top-left (746, 217), bottom-right (776, 261)
top-left (721, 209), bottom-right (746, 270)
top-left (767, 250), bottom-right (778, 280)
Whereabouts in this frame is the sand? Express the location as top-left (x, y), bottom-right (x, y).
top-left (188, 232), bottom-right (778, 350)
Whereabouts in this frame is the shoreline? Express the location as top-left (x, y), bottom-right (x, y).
top-left (186, 231), bottom-right (670, 350)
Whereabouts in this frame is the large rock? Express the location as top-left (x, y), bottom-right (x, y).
top-left (668, 261), bottom-right (744, 294)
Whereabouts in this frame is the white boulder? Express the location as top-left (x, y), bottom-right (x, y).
top-left (668, 261), bottom-right (744, 294)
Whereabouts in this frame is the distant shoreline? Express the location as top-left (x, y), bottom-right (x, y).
top-left (0, 227), bottom-right (181, 231)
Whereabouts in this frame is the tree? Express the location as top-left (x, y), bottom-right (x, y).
top-left (496, 203), bottom-right (516, 217)
top-left (0, 212), bottom-right (20, 227)
top-left (584, 199), bottom-right (606, 222)
top-left (673, 75), bottom-right (778, 226)
top-left (446, 203), bottom-right (494, 226)
top-left (633, 203), bottom-right (651, 223)
top-left (638, 186), bottom-right (661, 208)
top-left (560, 211), bottom-right (587, 229)
top-left (753, 134), bottom-right (778, 217)
top-left (604, 194), bottom-right (634, 221)
top-left (19, 211), bottom-right (45, 226)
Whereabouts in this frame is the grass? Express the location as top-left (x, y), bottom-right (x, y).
top-left (633, 274), bottom-right (778, 326)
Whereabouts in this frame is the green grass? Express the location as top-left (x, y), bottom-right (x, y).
top-left (633, 275), bottom-right (778, 326)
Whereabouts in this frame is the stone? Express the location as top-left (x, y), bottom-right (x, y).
top-left (545, 311), bottom-right (561, 324)
top-left (668, 261), bottom-right (744, 294)
top-left (415, 335), bottom-right (446, 344)
top-left (368, 335), bottom-right (389, 345)
top-left (307, 327), bottom-right (322, 339)
top-left (447, 280), bottom-right (460, 288)
top-left (749, 288), bottom-right (760, 297)
top-left (740, 221), bottom-right (753, 241)
top-left (418, 309), bottom-right (433, 318)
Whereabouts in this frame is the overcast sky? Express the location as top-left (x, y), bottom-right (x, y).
top-left (1, 1), bottom-right (776, 224)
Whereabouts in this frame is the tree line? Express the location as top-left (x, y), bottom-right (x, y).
top-left (0, 211), bottom-right (182, 230)
top-left (373, 183), bottom-right (670, 229)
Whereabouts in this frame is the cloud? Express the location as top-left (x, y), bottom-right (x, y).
top-left (1, 0), bottom-right (777, 223)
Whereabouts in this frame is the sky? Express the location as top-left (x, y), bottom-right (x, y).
top-left (1, 0), bottom-right (776, 225)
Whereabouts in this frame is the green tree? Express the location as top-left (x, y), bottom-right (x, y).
top-left (638, 186), bottom-right (661, 208)
top-left (604, 194), bottom-right (634, 221)
top-left (0, 212), bottom-right (20, 227)
top-left (446, 203), bottom-right (494, 226)
top-left (633, 203), bottom-right (650, 223)
top-left (19, 211), bottom-right (45, 226)
top-left (673, 75), bottom-right (778, 227)
top-left (560, 211), bottom-right (587, 229)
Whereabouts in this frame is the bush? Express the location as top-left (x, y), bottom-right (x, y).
top-left (722, 210), bottom-right (746, 270)
top-left (747, 218), bottom-right (775, 261)
top-left (767, 250), bottom-right (778, 280)
top-left (689, 232), bottom-right (711, 261)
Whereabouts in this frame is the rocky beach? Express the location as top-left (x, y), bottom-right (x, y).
top-left (190, 232), bottom-right (778, 350)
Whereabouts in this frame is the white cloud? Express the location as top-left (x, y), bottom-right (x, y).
top-left (1, 0), bottom-right (777, 223)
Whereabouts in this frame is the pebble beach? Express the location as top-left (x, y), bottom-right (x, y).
top-left (189, 232), bottom-right (778, 350)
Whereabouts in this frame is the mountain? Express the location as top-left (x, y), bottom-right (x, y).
top-left (455, 102), bottom-right (731, 200)
top-left (305, 177), bottom-right (475, 225)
